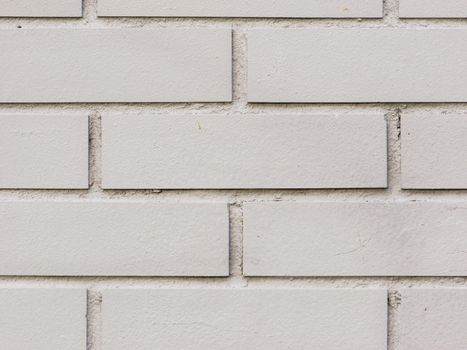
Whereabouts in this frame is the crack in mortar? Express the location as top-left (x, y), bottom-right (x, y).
top-left (388, 289), bottom-right (402, 350)
top-left (87, 289), bottom-right (102, 350)
top-left (385, 106), bottom-right (404, 197)
top-left (82, 0), bottom-right (98, 23)
top-left (383, 0), bottom-right (399, 25)
top-left (229, 202), bottom-right (244, 280)
top-left (88, 111), bottom-right (102, 192)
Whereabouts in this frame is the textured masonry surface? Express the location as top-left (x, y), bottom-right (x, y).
top-left (0, 114), bottom-right (89, 189)
top-left (0, 288), bottom-right (86, 350)
top-left (248, 28), bottom-right (467, 103)
top-left (101, 114), bottom-right (387, 189)
top-left (243, 202), bottom-right (467, 276)
top-left (399, 289), bottom-right (467, 350)
top-left (399, 0), bottom-right (467, 18)
top-left (401, 114), bottom-right (467, 189)
top-left (0, 201), bottom-right (229, 276)
top-left (98, 0), bottom-right (383, 18)
top-left (1, 1), bottom-right (467, 349)
top-left (0, 29), bottom-right (232, 102)
top-left (102, 289), bottom-right (387, 350)
top-left (0, 0), bottom-right (82, 17)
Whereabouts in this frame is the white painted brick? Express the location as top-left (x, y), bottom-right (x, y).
top-left (0, 115), bottom-right (88, 189)
top-left (0, 0), bottom-right (81, 17)
top-left (0, 29), bottom-right (231, 103)
top-left (102, 289), bottom-right (387, 350)
top-left (248, 29), bottom-right (467, 103)
top-left (244, 202), bottom-right (467, 276)
top-left (98, 0), bottom-right (382, 18)
top-left (101, 114), bottom-right (387, 189)
top-left (0, 288), bottom-right (86, 350)
top-left (401, 115), bottom-right (467, 189)
top-left (400, 289), bottom-right (467, 350)
top-left (0, 201), bottom-right (228, 276)
top-left (400, 0), bottom-right (467, 18)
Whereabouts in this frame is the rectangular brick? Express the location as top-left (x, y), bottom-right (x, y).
top-left (98, 0), bottom-right (382, 18)
top-left (102, 114), bottom-right (387, 189)
top-left (248, 29), bottom-right (467, 103)
top-left (0, 29), bottom-right (231, 103)
top-left (401, 115), bottom-right (467, 189)
top-left (0, 0), bottom-right (81, 17)
top-left (244, 202), bottom-right (467, 276)
top-left (400, 0), bottom-right (467, 18)
top-left (0, 201), bottom-right (228, 276)
top-left (0, 288), bottom-right (86, 350)
top-left (0, 115), bottom-right (88, 189)
top-left (102, 289), bottom-right (387, 350)
top-left (400, 289), bottom-right (467, 350)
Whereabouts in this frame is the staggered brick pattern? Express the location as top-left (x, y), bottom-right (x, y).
top-left (1, 1), bottom-right (467, 349)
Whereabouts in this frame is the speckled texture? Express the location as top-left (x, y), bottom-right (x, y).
top-left (1, 1), bottom-right (467, 349)
top-left (101, 289), bottom-right (387, 350)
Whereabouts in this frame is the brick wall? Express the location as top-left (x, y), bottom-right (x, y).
top-left (1, 1), bottom-right (467, 349)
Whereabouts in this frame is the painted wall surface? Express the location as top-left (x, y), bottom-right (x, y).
top-left (1, 1), bottom-right (467, 349)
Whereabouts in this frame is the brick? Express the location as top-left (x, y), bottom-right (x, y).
top-left (0, 288), bottom-right (86, 350)
top-left (401, 115), bottom-right (467, 189)
top-left (102, 289), bottom-right (387, 350)
top-left (0, 201), bottom-right (228, 276)
top-left (248, 29), bottom-right (467, 103)
top-left (0, 0), bottom-right (81, 17)
top-left (400, 0), bottom-right (467, 18)
top-left (101, 114), bottom-right (387, 189)
top-left (400, 289), bottom-right (467, 350)
top-left (0, 29), bottom-right (231, 103)
top-left (243, 202), bottom-right (467, 276)
top-left (98, 0), bottom-right (382, 18)
top-left (0, 115), bottom-right (88, 189)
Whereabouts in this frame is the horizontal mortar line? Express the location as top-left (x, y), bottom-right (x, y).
top-left (0, 193), bottom-right (453, 199)
top-left (2, 103), bottom-right (467, 110)
top-left (0, 276), bottom-right (465, 287)
top-left (0, 18), bottom-right (389, 24)
top-left (3, 21), bottom-right (467, 28)
top-left (2, 193), bottom-right (467, 201)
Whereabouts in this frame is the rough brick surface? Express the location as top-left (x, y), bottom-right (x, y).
top-left (0, 201), bottom-right (229, 276)
top-left (0, 115), bottom-right (88, 189)
top-left (102, 114), bottom-right (387, 189)
top-left (98, 0), bottom-right (382, 18)
top-left (401, 115), bottom-right (467, 189)
top-left (399, 0), bottom-right (467, 18)
top-left (0, 0), bottom-right (81, 17)
top-left (248, 29), bottom-right (467, 103)
top-left (244, 202), bottom-right (467, 276)
top-left (0, 29), bottom-right (232, 102)
top-left (102, 289), bottom-right (387, 350)
top-left (400, 289), bottom-right (467, 350)
top-left (0, 288), bottom-right (86, 350)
